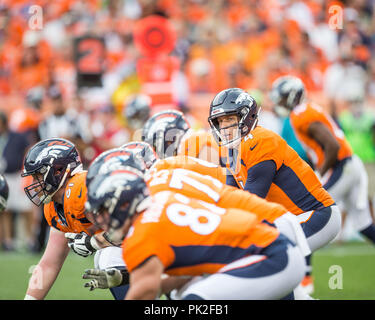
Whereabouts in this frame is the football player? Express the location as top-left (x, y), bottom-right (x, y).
top-left (84, 147), bottom-right (145, 299)
top-left (85, 169), bottom-right (306, 300)
top-left (21, 138), bottom-right (120, 300)
top-left (270, 75), bottom-right (375, 292)
top-left (208, 88), bottom-right (342, 295)
top-left (0, 174), bottom-right (9, 213)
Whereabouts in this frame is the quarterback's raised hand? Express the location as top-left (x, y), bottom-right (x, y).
top-left (65, 232), bottom-right (101, 257)
top-left (82, 268), bottom-right (129, 291)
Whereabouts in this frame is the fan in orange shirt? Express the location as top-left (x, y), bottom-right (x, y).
top-left (85, 169), bottom-right (306, 300)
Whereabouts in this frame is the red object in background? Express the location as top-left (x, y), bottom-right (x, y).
top-left (133, 15), bottom-right (177, 58)
top-left (136, 55), bottom-right (180, 112)
top-left (134, 15), bottom-right (180, 113)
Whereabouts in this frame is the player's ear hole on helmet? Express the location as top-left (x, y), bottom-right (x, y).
top-left (119, 202), bottom-right (130, 212)
top-left (54, 165), bottom-right (64, 176)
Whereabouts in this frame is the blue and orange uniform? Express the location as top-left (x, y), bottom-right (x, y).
top-left (122, 191), bottom-right (305, 299)
top-left (123, 191), bottom-right (280, 276)
top-left (222, 125), bottom-right (340, 254)
top-left (178, 130), bottom-right (226, 171)
top-left (290, 102), bottom-right (375, 247)
top-left (223, 126), bottom-right (334, 215)
top-left (290, 102), bottom-right (352, 171)
top-left (44, 171), bottom-right (99, 235)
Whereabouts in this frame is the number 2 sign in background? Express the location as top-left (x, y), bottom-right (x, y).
top-left (74, 36), bottom-right (106, 88)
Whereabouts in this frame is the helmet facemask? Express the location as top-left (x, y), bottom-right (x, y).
top-left (86, 171), bottom-right (149, 244)
top-left (209, 106), bottom-right (259, 148)
top-left (23, 161), bottom-right (74, 206)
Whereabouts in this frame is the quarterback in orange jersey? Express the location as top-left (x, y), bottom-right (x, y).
top-left (270, 76), bottom-right (375, 251)
top-left (85, 170), bottom-right (306, 300)
top-left (20, 138), bottom-right (116, 300)
top-left (208, 88), bottom-right (341, 256)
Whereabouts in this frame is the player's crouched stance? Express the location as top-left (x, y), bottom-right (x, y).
top-left (85, 169), bottom-right (306, 300)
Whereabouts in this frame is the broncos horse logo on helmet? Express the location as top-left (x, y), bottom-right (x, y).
top-left (120, 141), bottom-right (157, 170)
top-left (142, 110), bottom-right (190, 159)
top-left (86, 148), bottom-right (145, 187)
top-left (85, 169), bottom-right (150, 243)
top-left (22, 138), bottom-right (82, 206)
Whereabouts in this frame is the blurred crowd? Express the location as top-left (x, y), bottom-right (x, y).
top-left (0, 0), bottom-right (375, 252)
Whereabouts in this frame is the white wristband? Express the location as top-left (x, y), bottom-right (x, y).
top-left (24, 294), bottom-right (37, 300)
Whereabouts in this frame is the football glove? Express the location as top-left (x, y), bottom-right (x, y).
top-left (65, 232), bottom-right (100, 257)
top-left (82, 268), bottom-right (128, 291)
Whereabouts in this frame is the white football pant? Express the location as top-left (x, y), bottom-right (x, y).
top-left (322, 155), bottom-right (373, 232)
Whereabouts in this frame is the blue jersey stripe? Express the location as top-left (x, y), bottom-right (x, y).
top-left (273, 164), bottom-right (324, 211)
top-left (323, 157), bottom-right (351, 190)
top-left (167, 244), bottom-right (262, 271)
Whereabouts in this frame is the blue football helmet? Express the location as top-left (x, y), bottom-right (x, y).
top-left (142, 110), bottom-right (190, 159)
top-left (270, 75), bottom-right (305, 113)
top-left (86, 148), bottom-right (145, 187)
top-left (21, 138), bottom-right (82, 206)
top-left (85, 169), bottom-right (149, 242)
top-left (208, 88), bottom-right (260, 147)
top-left (120, 141), bottom-right (158, 170)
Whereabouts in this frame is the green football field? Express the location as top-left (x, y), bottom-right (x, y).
top-left (0, 241), bottom-right (374, 300)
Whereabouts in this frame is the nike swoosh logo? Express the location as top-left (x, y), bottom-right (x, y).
top-left (250, 143), bottom-right (258, 151)
top-left (78, 188), bottom-right (82, 198)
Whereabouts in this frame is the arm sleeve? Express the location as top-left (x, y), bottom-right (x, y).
top-left (244, 160), bottom-right (276, 198)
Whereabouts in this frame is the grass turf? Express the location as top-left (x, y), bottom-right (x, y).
top-left (0, 241), bottom-right (374, 300)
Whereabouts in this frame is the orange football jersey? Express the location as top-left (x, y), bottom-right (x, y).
top-left (43, 171), bottom-right (97, 235)
top-left (122, 191), bottom-right (280, 275)
top-left (222, 126), bottom-right (335, 215)
top-left (149, 155), bottom-right (226, 183)
top-left (290, 102), bottom-right (353, 169)
top-left (178, 130), bottom-right (223, 165)
top-left (146, 156), bottom-right (287, 223)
